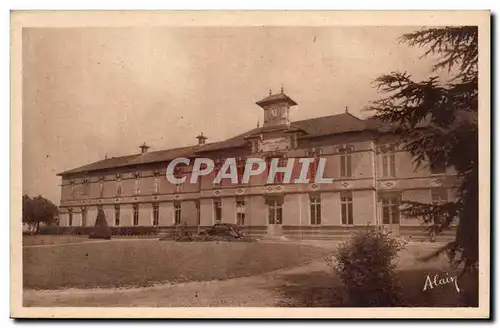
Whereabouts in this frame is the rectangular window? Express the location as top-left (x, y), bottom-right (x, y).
top-left (213, 161), bottom-right (222, 185)
top-left (309, 194), bottom-right (322, 225)
top-left (81, 207), bottom-right (87, 227)
top-left (237, 159), bottom-right (245, 184)
top-left (133, 203), bottom-right (139, 226)
top-left (379, 144), bottom-right (397, 178)
top-left (116, 181), bottom-right (123, 197)
top-left (267, 197), bottom-right (283, 225)
top-left (82, 179), bottom-right (90, 195)
top-left (340, 192), bottom-right (353, 225)
top-left (213, 199), bottom-right (222, 223)
top-left (154, 176), bottom-right (160, 194)
top-left (431, 188), bottom-right (448, 204)
top-left (114, 204), bottom-right (120, 226)
top-left (70, 180), bottom-right (76, 199)
top-left (174, 201), bottom-right (182, 225)
top-left (236, 196), bottom-right (246, 226)
top-left (380, 193), bottom-right (400, 225)
top-left (68, 209), bottom-right (73, 226)
top-left (99, 178), bottom-right (105, 198)
top-left (174, 167), bottom-right (184, 192)
top-left (153, 203), bottom-right (159, 226)
top-left (340, 154), bottom-right (352, 177)
top-left (339, 145), bottom-right (354, 178)
top-left (133, 173), bottom-right (140, 195)
top-left (267, 157), bottom-right (286, 184)
top-left (382, 153), bottom-right (396, 177)
top-left (306, 150), bottom-right (321, 183)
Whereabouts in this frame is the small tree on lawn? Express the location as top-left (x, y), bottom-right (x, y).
top-left (22, 194), bottom-right (59, 234)
top-left (89, 208), bottom-right (112, 239)
top-left (327, 226), bottom-right (406, 306)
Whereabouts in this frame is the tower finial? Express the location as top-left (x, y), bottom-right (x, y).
top-left (196, 132), bottom-right (207, 145)
top-left (280, 85), bottom-right (284, 94)
top-left (139, 142), bottom-right (150, 154)
top-left (269, 88), bottom-right (272, 96)
top-left (345, 105), bottom-right (349, 113)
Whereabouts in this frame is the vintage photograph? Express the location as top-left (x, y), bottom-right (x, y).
top-left (12, 11), bottom-right (490, 318)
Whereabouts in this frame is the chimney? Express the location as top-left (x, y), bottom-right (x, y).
top-left (139, 142), bottom-right (150, 154)
top-left (196, 133), bottom-right (207, 145)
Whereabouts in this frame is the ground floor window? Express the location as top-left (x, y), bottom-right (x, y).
top-left (174, 201), bottom-right (182, 225)
top-left (236, 196), bottom-right (246, 225)
top-left (309, 194), bottom-right (321, 225)
top-left (153, 203), bottom-right (159, 226)
top-left (68, 209), bottom-right (73, 226)
top-left (380, 193), bottom-right (400, 225)
top-left (267, 196), bottom-right (283, 225)
top-left (213, 198), bottom-right (222, 223)
top-left (133, 203), bottom-right (139, 226)
top-left (114, 204), bottom-right (120, 226)
top-left (340, 191), bottom-right (353, 225)
top-left (81, 207), bottom-right (87, 227)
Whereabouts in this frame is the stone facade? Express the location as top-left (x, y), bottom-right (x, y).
top-left (57, 91), bottom-right (460, 239)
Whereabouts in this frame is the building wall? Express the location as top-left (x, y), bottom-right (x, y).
top-left (58, 132), bottom-right (460, 232)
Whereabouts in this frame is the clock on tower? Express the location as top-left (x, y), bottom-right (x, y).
top-left (256, 87), bottom-right (298, 127)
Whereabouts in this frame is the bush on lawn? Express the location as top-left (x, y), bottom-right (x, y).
top-left (89, 208), bottom-right (112, 239)
top-left (327, 226), bottom-right (407, 306)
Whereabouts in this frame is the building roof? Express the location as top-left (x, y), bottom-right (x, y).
top-left (57, 112), bottom-right (378, 176)
top-left (256, 93), bottom-right (298, 107)
top-left (57, 145), bottom-right (202, 176)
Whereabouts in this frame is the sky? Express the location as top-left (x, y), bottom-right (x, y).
top-left (22, 26), bottom-right (440, 204)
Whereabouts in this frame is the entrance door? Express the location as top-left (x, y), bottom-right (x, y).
top-left (267, 197), bottom-right (283, 236)
top-left (380, 193), bottom-right (400, 235)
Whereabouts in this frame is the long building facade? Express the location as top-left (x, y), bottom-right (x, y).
top-left (57, 90), bottom-right (458, 240)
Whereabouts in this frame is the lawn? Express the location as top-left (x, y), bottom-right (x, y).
top-left (23, 235), bottom-right (91, 246)
top-left (23, 240), bottom-right (331, 290)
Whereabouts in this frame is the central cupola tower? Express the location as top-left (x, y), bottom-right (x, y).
top-left (256, 87), bottom-right (297, 127)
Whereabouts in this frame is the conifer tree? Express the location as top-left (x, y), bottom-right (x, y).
top-left (369, 27), bottom-right (478, 271)
top-left (89, 208), bottom-right (112, 239)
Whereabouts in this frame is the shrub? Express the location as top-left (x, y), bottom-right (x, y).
top-left (327, 226), bottom-right (407, 306)
top-left (89, 208), bottom-right (112, 239)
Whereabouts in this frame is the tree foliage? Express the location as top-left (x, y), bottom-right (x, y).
top-left (327, 226), bottom-right (407, 306)
top-left (22, 194), bottom-right (59, 233)
top-left (89, 208), bottom-right (112, 239)
top-left (369, 27), bottom-right (478, 271)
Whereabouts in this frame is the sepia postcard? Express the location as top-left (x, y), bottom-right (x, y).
top-left (11, 10), bottom-right (490, 319)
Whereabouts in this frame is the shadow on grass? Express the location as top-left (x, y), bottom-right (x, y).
top-left (272, 268), bottom-right (468, 307)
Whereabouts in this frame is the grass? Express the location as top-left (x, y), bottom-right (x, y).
top-left (23, 235), bottom-right (91, 246)
top-left (274, 268), bottom-right (467, 307)
top-left (23, 240), bottom-right (330, 290)
top-left (274, 243), bottom-right (474, 307)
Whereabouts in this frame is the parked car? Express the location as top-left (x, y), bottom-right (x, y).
top-left (198, 223), bottom-right (244, 239)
